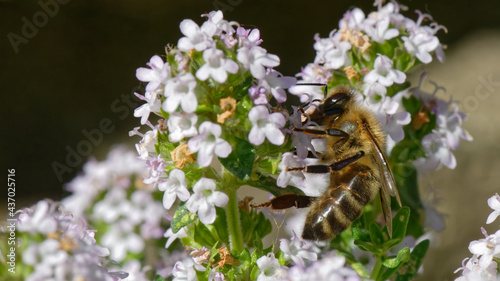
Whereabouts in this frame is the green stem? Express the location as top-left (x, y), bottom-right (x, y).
top-left (370, 255), bottom-right (384, 281)
top-left (223, 170), bottom-right (244, 252)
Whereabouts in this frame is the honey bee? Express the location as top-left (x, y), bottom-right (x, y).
top-left (253, 86), bottom-right (402, 241)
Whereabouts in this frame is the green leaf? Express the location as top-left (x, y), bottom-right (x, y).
top-left (154, 275), bottom-right (166, 281)
top-left (395, 52), bottom-right (414, 72)
top-left (395, 240), bottom-right (430, 281)
top-left (352, 212), bottom-right (371, 243)
top-left (211, 208), bottom-right (230, 244)
top-left (236, 248), bottom-right (252, 268)
top-left (383, 247), bottom-right (410, 268)
top-left (232, 75), bottom-right (253, 100)
top-left (354, 240), bottom-right (383, 255)
top-left (276, 250), bottom-right (287, 265)
top-left (195, 268), bottom-right (208, 281)
top-left (391, 165), bottom-right (424, 238)
top-left (254, 211), bottom-right (273, 240)
top-left (391, 206), bottom-right (410, 242)
top-left (171, 203), bottom-right (198, 233)
top-left (250, 265), bottom-right (261, 281)
top-left (219, 137), bottom-right (255, 180)
top-left (193, 222), bottom-right (217, 247)
top-left (369, 222), bottom-right (385, 246)
top-left (380, 247), bottom-right (411, 280)
top-left (156, 132), bottom-right (176, 160)
top-left (239, 208), bottom-right (272, 247)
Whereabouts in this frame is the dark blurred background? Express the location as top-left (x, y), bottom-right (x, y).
top-left (2, 0), bottom-right (500, 280)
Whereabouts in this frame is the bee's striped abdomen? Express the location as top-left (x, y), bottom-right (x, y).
top-left (302, 164), bottom-right (379, 241)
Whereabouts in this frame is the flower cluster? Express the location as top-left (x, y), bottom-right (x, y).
top-left (454, 194), bottom-right (500, 281)
top-left (410, 73), bottom-right (473, 171)
top-left (287, 0), bottom-right (470, 174)
top-left (62, 146), bottom-right (168, 263)
top-left (126, 2), bottom-right (471, 281)
top-left (6, 200), bottom-right (127, 281)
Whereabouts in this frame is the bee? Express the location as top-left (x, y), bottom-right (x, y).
top-left (253, 86), bottom-right (402, 241)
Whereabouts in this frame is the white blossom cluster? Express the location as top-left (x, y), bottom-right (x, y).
top-left (454, 194), bottom-right (500, 281)
top-left (411, 74), bottom-right (473, 171)
top-left (15, 200), bottom-right (128, 281)
top-left (284, 0), bottom-right (470, 175)
top-left (62, 146), bottom-right (166, 263)
top-left (131, 10), bottom-right (296, 229)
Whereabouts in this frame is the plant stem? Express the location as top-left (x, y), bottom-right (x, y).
top-left (370, 255), bottom-right (384, 281)
top-left (223, 170), bottom-right (244, 252)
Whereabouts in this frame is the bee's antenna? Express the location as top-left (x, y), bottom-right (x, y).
top-left (295, 82), bottom-right (328, 97)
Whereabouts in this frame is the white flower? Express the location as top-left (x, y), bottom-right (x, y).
top-left (136, 55), bottom-right (171, 92)
top-left (402, 31), bottom-right (439, 64)
top-left (23, 238), bottom-right (68, 266)
top-left (158, 169), bottom-right (191, 210)
top-left (196, 47), bottom-right (239, 83)
top-left (134, 128), bottom-right (158, 160)
top-left (339, 7), bottom-right (366, 30)
top-left (364, 54), bottom-right (406, 87)
top-left (134, 91), bottom-right (161, 125)
top-left (167, 112), bottom-right (198, 143)
top-left (289, 106), bottom-right (316, 159)
top-left (288, 63), bottom-right (331, 103)
top-left (186, 178), bottom-right (229, 224)
top-left (256, 253), bottom-right (288, 281)
top-left (487, 194), bottom-right (500, 224)
top-left (248, 105), bottom-right (286, 146)
top-left (364, 92), bottom-right (411, 143)
top-left (363, 15), bottom-right (399, 43)
top-left (280, 232), bottom-right (320, 268)
top-left (260, 69), bottom-right (296, 103)
top-left (277, 152), bottom-right (307, 188)
top-left (17, 200), bottom-right (58, 235)
top-left (454, 255), bottom-right (498, 281)
top-left (203, 10), bottom-right (234, 36)
top-left (164, 227), bottom-right (188, 248)
top-left (436, 104), bottom-right (473, 150)
top-left (187, 121), bottom-right (232, 167)
top-left (178, 19), bottom-right (216, 52)
top-left (143, 154), bottom-right (167, 187)
top-left (313, 33), bottom-right (351, 70)
top-left (468, 228), bottom-right (500, 269)
top-left (276, 153), bottom-right (329, 195)
top-left (238, 27), bottom-right (263, 48)
top-left (414, 132), bottom-right (456, 171)
top-left (237, 45), bottom-right (280, 79)
top-left (101, 220), bottom-right (145, 262)
top-left (163, 72), bottom-right (198, 113)
top-left (172, 259), bottom-right (198, 281)
top-left (288, 252), bottom-right (361, 281)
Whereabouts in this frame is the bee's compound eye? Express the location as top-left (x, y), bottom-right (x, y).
top-left (326, 92), bottom-right (349, 106)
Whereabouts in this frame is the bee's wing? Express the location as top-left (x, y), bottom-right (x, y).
top-left (366, 129), bottom-right (402, 238)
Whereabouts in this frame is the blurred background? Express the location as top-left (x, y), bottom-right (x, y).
top-left (2, 0), bottom-right (500, 280)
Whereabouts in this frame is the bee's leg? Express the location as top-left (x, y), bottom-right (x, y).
top-left (251, 194), bottom-right (316, 210)
top-left (287, 151), bottom-right (365, 174)
top-left (292, 127), bottom-right (349, 138)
